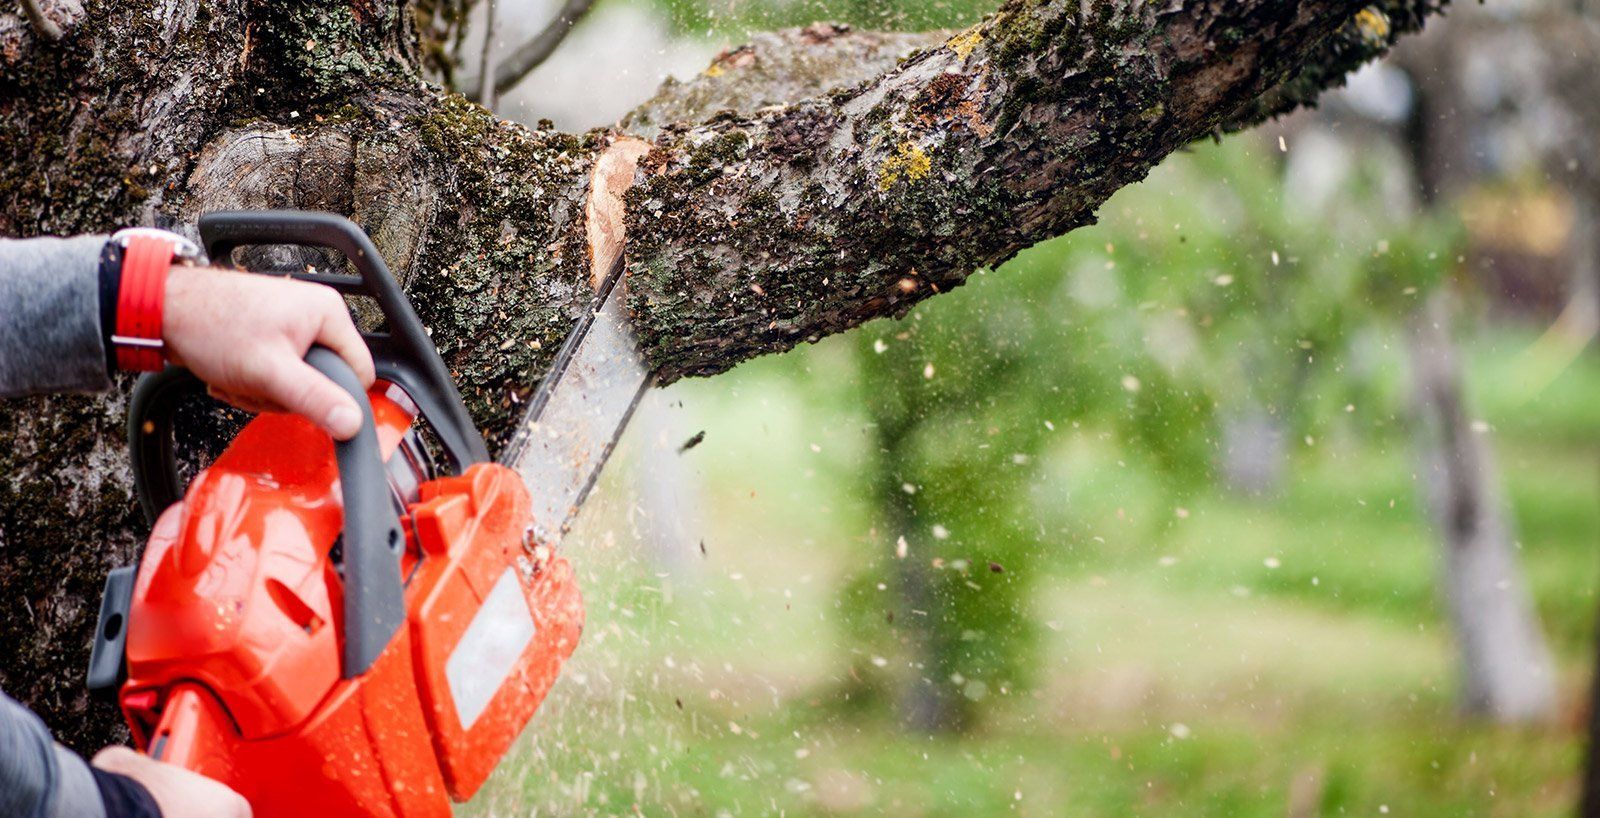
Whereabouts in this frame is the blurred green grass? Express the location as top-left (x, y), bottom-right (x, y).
top-left (460, 322), bottom-right (1596, 817)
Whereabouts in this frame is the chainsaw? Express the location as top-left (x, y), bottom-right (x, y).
top-left (84, 211), bottom-right (652, 816)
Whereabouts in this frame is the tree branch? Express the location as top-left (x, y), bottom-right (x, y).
top-left (622, 0), bottom-right (1447, 382)
top-left (1221, 0), bottom-right (1440, 132)
top-left (475, 0), bottom-right (500, 110)
top-left (481, 0), bottom-right (599, 99)
top-left (0, 0), bottom-right (1446, 750)
top-left (622, 23), bottom-right (943, 137)
top-left (19, 0), bottom-right (61, 40)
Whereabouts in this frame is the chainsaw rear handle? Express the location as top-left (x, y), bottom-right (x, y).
top-left (198, 210), bottom-right (488, 471)
top-left (127, 348), bottom-right (408, 677)
top-left (306, 346), bottom-right (409, 677)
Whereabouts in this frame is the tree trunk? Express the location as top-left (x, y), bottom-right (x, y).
top-left (875, 420), bottom-right (970, 734)
top-left (1406, 291), bottom-right (1557, 721)
top-left (0, 0), bottom-right (1445, 750)
top-left (1219, 405), bottom-right (1288, 497)
top-left (1545, 18), bottom-right (1600, 806)
top-left (857, 337), bottom-right (970, 733)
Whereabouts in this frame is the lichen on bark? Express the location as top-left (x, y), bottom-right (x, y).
top-left (621, 0), bottom-right (1447, 383)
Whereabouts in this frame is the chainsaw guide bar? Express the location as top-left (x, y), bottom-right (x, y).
top-left (500, 252), bottom-right (653, 547)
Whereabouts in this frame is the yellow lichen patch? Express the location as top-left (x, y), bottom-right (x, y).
top-left (1354, 7), bottom-right (1391, 47)
top-left (703, 45), bottom-right (755, 79)
top-left (947, 26), bottom-right (983, 60)
top-left (879, 142), bottom-right (932, 191)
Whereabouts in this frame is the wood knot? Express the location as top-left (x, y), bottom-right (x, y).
top-left (800, 22), bottom-right (851, 45)
top-left (764, 107), bottom-right (838, 165)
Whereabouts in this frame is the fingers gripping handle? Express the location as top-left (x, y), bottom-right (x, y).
top-left (127, 349), bottom-right (406, 678)
top-left (198, 210), bottom-right (489, 471)
top-left (307, 346), bottom-right (408, 677)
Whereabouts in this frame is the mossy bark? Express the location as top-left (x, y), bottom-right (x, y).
top-left (621, 0), bottom-right (1444, 382)
top-left (0, 0), bottom-right (1440, 751)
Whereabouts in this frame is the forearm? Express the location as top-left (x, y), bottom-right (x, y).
top-left (0, 688), bottom-right (105, 818)
top-left (0, 235), bottom-right (113, 398)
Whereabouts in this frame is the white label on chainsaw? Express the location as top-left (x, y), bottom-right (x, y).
top-left (446, 567), bottom-right (535, 729)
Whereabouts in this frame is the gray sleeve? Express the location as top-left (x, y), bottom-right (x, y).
top-left (0, 688), bottom-right (106, 818)
top-left (0, 238), bottom-right (117, 816)
top-left (0, 235), bottom-right (113, 398)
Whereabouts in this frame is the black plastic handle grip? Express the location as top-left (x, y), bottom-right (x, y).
top-left (306, 346), bottom-right (408, 678)
top-left (198, 210), bottom-right (488, 470)
top-left (126, 366), bottom-right (200, 526)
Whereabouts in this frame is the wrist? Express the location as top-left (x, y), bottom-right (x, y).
top-left (156, 265), bottom-right (206, 369)
top-left (89, 767), bottom-right (162, 818)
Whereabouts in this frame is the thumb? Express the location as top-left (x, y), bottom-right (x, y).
top-left (259, 357), bottom-right (366, 441)
top-left (93, 746), bottom-right (254, 818)
top-left (90, 745), bottom-right (144, 774)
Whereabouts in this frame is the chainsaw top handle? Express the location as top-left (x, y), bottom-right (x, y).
top-left (199, 210), bottom-right (489, 471)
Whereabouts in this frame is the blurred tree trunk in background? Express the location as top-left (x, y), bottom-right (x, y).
top-left (1535, 4), bottom-right (1600, 808)
top-left (1397, 18), bottom-right (1557, 722)
top-left (1577, 164), bottom-right (1600, 811)
top-left (867, 406), bottom-right (970, 733)
top-left (1405, 291), bottom-right (1557, 720)
top-left (1567, 194), bottom-right (1600, 355)
top-left (1219, 405), bottom-right (1288, 498)
top-left (855, 333), bottom-right (970, 733)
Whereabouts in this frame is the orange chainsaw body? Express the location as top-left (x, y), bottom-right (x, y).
top-left (117, 387), bottom-right (584, 817)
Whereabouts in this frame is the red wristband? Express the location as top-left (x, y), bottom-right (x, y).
top-left (113, 234), bottom-right (174, 372)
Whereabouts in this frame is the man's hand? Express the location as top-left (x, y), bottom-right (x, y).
top-left (161, 266), bottom-right (376, 440)
top-left (92, 746), bottom-right (252, 818)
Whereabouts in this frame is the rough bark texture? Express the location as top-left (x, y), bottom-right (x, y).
top-left (621, 0), bottom-right (1439, 381)
top-left (0, 0), bottom-right (1441, 751)
top-left (620, 24), bottom-right (947, 138)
